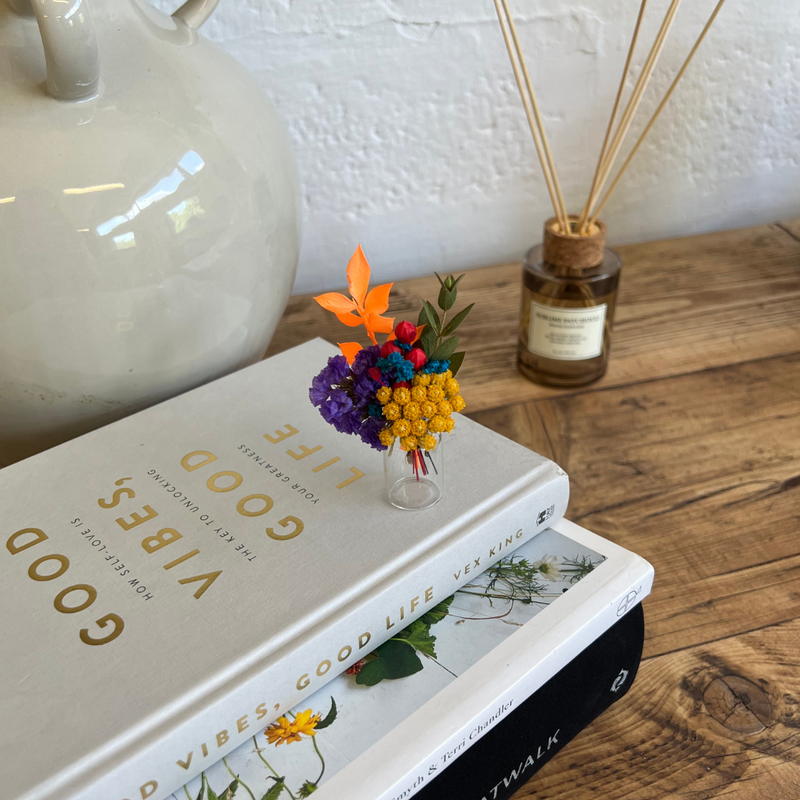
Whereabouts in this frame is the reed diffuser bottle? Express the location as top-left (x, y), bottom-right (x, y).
top-left (518, 217), bottom-right (621, 387)
top-left (491, 0), bottom-right (731, 384)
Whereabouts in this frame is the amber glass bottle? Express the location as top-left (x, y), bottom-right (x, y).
top-left (517, 217), bottom-right (621, 387)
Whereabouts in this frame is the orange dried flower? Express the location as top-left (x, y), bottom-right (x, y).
top-left (313, 245), bottom-right (395, 354)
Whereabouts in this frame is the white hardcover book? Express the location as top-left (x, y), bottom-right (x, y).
top-left (171, 518), bottom-right (654, 800)
top-left (1, 338), bottom-right (568, 800)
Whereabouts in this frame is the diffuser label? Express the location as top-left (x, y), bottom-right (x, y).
top-left (529, 303), bottom-right (606, 360)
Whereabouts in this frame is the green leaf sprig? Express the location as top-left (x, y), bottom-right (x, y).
top-left (314, 697), bottom-right (338, 730)
top-left (417, 273), bottom-right (473, 377)
top-left (355, 596), bottom-right (454, 686)
top-left (262, 779), bottom-right (286, 800)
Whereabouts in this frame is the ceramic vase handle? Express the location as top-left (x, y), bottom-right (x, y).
top-left (29, 0), bottom-right (100, 101)
top-left (173, 0), bottom-right (220, 28)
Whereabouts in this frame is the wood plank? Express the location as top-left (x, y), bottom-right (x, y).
top-left (469, 354), bottom-right (800, 658)
top-left (778, 216), bottom-right (800, 242)
top-left (471, 353), bottom-right (800, 520)
top-left (268, 222), bottom-right (800, 413)
top-left (512, 617), bottom-right (800, 799)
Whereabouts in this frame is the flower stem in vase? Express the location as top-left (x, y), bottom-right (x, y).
top-left (385, 437), bottom-right (444, 511)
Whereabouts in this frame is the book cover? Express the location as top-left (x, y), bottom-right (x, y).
top-left (171, 518), bottom-right (653, 800)
top-left (416, 604), bottom-right (645, 800)
top-left (0, 338), bottom-right (568, 800)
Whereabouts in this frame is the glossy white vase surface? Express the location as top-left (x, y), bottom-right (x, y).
top-left (0, 0), bottom-right (300, 465)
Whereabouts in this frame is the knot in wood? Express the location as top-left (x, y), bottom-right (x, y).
top-left (703, 675), bottom-right (772, 734)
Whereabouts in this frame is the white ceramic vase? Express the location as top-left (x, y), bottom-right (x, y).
top-left (0, 0), bottom-right (300, 465)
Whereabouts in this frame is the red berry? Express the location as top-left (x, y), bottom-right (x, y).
top-left (393, 381), bottom-right (411, 389)
top-left (380, 341), bottom-right (401, 358)
top-left (394, 320), bottom-right (416, 344)
top-left (405, 347), bottom-right (427, 370)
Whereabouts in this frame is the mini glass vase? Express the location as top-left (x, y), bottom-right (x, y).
top-left (384, 436), bottom-right (444, 510)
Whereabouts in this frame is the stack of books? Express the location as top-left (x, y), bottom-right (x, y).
top-left (0, 340), bottom-right (652, 800)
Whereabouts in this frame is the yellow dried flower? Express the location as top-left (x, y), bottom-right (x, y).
top-left (431, 372), bottom-right (446, 385)
top-left (444, 378), bottom-right (460, 397)
top-left (419, 434), bottom-right (437, 451)
top-left (400, 435), bottom-right (418, 451)
top-left (438, 400), bottom-right (453, 416)
top-left (428, 415), bottom-right (446, 434)
top-left (383, 402), bottom-right (401, 421)
top-left (393, 387), bottom-right (411, 405)
top-left (444, 416), bottom-right (455, 433)
top-left (427, 385), bottom-right (444, 403)
top-left (411, 419), bottom-right (428, 436)
top-left (443, 370), bottom-right (453, 380)
top-left (379, 428), bottom-right (396, 446)
top-left (411, 385), bottom-right (428, 403)
top-left (413, 373), bottom-right (432, 387)
top-left (421, 401), bottom-right (437, 418)
top-left (403, 401), bottom-right (421, 420)
top-left (392, 418), bottom-right (411, 437)
top-left (376, 386), bottom-right (392, 404)
top-left (450, 394), bottom-right (466, 412)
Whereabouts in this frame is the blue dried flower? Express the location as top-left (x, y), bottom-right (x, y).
top-left (420, 359), bottom-right (451, 374)
top-left (377, 352), bottom-right (415, 383)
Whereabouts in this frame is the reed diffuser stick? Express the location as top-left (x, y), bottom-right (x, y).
top-left (578, 0), bottom-right (649, 234)
top-left (584, 0), bottom-right (683, 223)
top-left (492, 0), bottom-right (568, 233)
top-left (500, 0), bottom-right (569, 230)
top-left (588, 0), bottom-right (729, 226)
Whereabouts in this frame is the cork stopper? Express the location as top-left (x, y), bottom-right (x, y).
top-left (543, 216), bottom-right (607, 270)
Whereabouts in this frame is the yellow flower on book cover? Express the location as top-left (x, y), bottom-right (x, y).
top-left (265, 709), bottom-right (322, 746)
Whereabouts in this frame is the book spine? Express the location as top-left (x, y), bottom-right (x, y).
top-left (415, 604), bottom-right (645, 800)
top-left (319, 544), bottom-right (653, 800)
top-left (80, 471), bottom-right (569, 800)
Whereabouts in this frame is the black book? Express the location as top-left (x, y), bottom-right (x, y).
top-left (416, 603), bottom-right (645, 800)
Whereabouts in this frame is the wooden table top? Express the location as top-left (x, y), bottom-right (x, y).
top-left (267, 218), bottom-right (800, 799)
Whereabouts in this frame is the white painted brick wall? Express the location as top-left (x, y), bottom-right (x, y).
top-left (156, 0), bottom-right (800, 293)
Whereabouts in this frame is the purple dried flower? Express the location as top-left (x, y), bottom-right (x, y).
top-left (359, 416), bottom-right (387, 451)
top-left (309, 346), bottom-right (388, 451)
top-left (352, 371), bottom-right (379, 406)
top-left (320, 388), bottom-right (357, 434)
top-left (309, 355), bottom-right (350, 407)
top-left (351, 345), bottom-right (381, 376)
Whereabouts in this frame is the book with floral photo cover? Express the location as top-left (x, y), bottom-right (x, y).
top-left (171, 518), bottom-right (653, 800)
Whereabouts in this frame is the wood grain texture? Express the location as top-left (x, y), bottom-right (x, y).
top-left (469, 354), bottom-right (800, 661)
top-left (268, 221), bottom-right (800, 413)
top-left (266, 219), bottom-right (800, 797)
top-left (778, 216), bottom-right (800, 243)
top-left (513, 618), bottom-right (800, 799)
